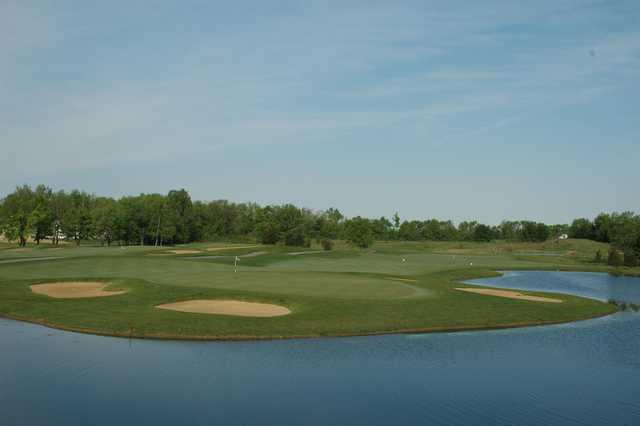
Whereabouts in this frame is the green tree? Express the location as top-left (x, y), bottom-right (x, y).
top-left (472, 224), bottom-right (494, 242)
top-left (608, 248), bottom-right (624, 267)
top-left (623, 250), bottom-right (638, 267)
top-left (593, 213), bottom-right (612, 242)
top-left (60, 190), bottom-right (94, 245)
top-left (398, 220), bottom-right (421, 241)
top-left (49, 190), bottom-right (68, 245)
top-left (284, 226), bottom-right (308, 247)
top-left (92, 197), bottom-right (121, 246)
top-left (521, 221), bottom-right (550, 242)
top-left (344, 216), bottom-right (374, 248)
top-left (29, 185), bottom-right (54, 244)
top-left (0, 185), bottom-right (35, 247)
top-left (570, 218), bottom-right (595, 239)
top-left (457, 221), bottom-right (479, 241)
top-left (166, 189), bottom-right (194, 244)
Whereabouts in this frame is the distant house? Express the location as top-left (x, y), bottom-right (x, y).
top-left (558, 234), bottom-right (569, 240)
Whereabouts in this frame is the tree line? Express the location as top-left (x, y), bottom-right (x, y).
top-left (569, 213), bottom-right (640, 267)
top-left (0, 185), bottom-right (638, 264)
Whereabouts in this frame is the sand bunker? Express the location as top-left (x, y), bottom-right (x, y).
top-left (156, 300), bottom-right (291, 317)
top-left (31, 282), bottom-right (127, 299)
top-left (167, 250), bottom-right (202, 255)
top-left (455, 288), bottom-right (562, 303)
top-left (241, 251), bottom-right (267, 258)
top-left (206, 245), bottom-right (260, 252)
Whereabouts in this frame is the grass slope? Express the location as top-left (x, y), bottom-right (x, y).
top-left (0, 239), bottom-right (629, 340)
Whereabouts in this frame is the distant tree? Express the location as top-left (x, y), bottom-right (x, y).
top-left (398, 220), bottom-right (421, 241)
top-left (284, 226), bottom-right (308, 247)
top-left (593, 213), bottom-right (612, 242)
top-left (166, 189), bottom-right (194, 244)
top-left (498, 221), bottom-right (523, 240)
top-left (0, 185), bottom-right (35, 247)
top-left (256, 207), bottom-right (281, 245)
top-left (624, 250), bottom-right (638, 267)
top-left (392, 212), bottom-right (400, 230)
top-left (608, 248), bottom-right (624, 267)
top-left (472, 224), bottom-right (494, 242)
top-left (92, 197), bottom-right (120, 246)
top-left (521, 221), bottom-right (550, 242)
top-left (457, 221), bottom-right (479, 241)
top-left (570, 218), bottom-right (595, 239)
top-left (49, 190), bottom-right (68, 245)
top-left (344, 216), bottom-right (374, 248)
top-left (371, 216), bottom-right (393, 240)
top-left (548, 223), bottom-right (570, 239)
top-left (60, 190), bottom-right (94, 245)
top-left (608, 212), bottom-right (640, 258)
top-left (28, 185), bottom-right (54, 244)
top-left (320, 239), bottom-right (333, 251)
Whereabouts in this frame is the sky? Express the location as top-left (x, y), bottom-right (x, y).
top-left (1, 0), bottom-right (639, 225)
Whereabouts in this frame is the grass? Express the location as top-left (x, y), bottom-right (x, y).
top-left (0, 239), bottom-right (632, 340)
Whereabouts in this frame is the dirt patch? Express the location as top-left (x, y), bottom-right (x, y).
top-left (455, 288), bottom-right (562, 303)
top-left (206, 245), bottom-right (260, 252)
top-left (156, 300), bottom-right (291, 317)
top-left (31, 282), bottom-right (127, 299)
top-left (167, 250), bottom-right (202, 255)
top-left (386, 277), bottom-right (417, 283)
top-left (287, 250), bottom-right (326, 256)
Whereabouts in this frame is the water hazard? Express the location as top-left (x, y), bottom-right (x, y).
top-left (1, 271), bottom-right (639, 425)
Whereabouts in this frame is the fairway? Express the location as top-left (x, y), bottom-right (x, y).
top-left (0, 240), bottom-right (627, 340)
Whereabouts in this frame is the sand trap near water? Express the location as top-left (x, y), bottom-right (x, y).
top-left (455, 288), bottom-right (562, 303)
top-left (156, 300), bottom-right (291, 317)
top-left (31, 282), bottom-right (127, 299)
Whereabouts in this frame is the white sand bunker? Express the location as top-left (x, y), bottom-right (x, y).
top-left (31, 282), bottom-right (127, 299)
top-left (167, 249), bottom-right (202, 255)
top-left (156, 300), bottom-right (291, 317)
top-left (455, 288), bottom-right (562, 303)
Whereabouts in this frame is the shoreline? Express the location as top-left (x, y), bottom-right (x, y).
top-left (0, 308), bottom-right (618, 342)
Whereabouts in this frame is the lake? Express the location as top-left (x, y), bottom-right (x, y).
top-left (1, 271), bottom-right (639, 425)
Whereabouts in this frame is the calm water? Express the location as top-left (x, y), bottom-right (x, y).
top-left (1, 272), bottom-right (639, 425)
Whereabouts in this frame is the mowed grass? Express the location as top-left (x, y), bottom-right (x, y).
top-left (0, 239), bottom-right (629, 340)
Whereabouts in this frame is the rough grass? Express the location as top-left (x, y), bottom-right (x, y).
top-left (0, 239), bottom-right (629, 340)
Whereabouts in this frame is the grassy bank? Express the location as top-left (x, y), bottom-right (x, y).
top-left (0, 239), bottom-right (628, 340)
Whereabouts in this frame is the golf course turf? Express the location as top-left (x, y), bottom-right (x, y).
top-left (0, 240), bottom-right (626, 340)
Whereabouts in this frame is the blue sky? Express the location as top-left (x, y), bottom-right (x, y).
top-left (2, 0), bottom-right (639, 224)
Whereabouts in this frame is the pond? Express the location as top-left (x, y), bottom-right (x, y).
top-left (1, 271), bottom-right (639, 425)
